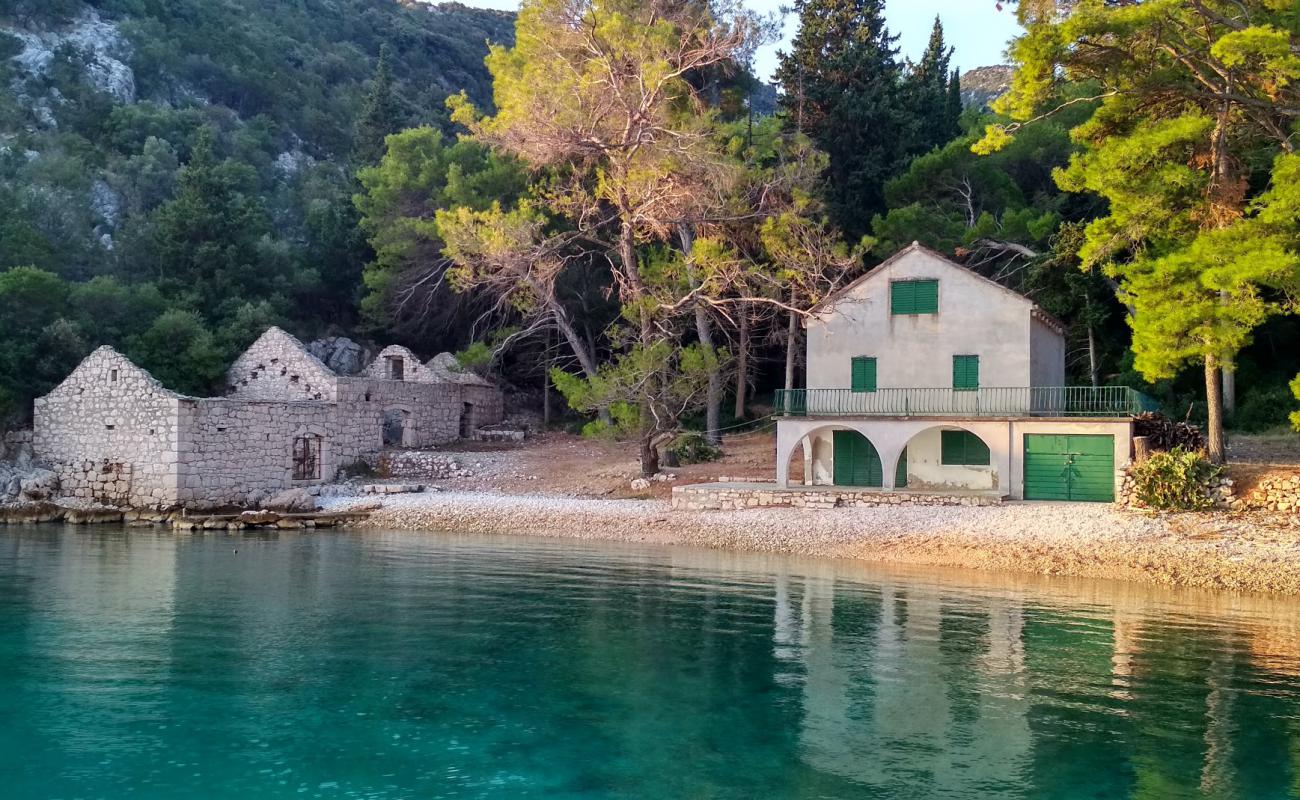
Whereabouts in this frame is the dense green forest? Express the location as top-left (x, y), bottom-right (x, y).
top-left (1, 0), bottom-right (1297, 459)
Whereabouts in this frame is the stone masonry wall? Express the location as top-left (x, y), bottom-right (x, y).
top-left (32, 347), bottom-right (182, 507)
top-left (227, 327), bottom-right (339, 402)
top-left (174, 398), bottom-right (369, 506)
top-left (360, 345), bottom-right (440, 383)
top-left (336, 378), bottom-right (463, 448)
top-left (671, 482), bottom-right (1003, 511)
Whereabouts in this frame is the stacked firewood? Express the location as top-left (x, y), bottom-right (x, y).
top-left (1132, 412), bottom-right (1206, 452)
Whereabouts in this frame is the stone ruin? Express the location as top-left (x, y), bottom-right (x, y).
top-left (30, 327), bottom-right (504, 510)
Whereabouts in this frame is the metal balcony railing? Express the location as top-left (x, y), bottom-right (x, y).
top-left (773, 386), bottom-right (1150, 418)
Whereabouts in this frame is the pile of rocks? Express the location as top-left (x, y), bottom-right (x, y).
top-left (629, 473), bottom-right (678, 490)
top-left (368, 451), bottom-right (475, 479)
top-left (1242, 473), bottom-right (1300, 513)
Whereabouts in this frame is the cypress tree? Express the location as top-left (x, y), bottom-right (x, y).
top-left (906, 16), bottom-right (960, 153)
top-left (774, 0), bottom-right (910, 239)
top-left (353, 44), bottom-right (404, 168)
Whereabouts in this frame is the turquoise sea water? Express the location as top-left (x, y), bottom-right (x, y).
top-left (3, 527), bottom-right (1300, 799)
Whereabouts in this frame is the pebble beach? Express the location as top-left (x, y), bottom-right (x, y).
top-left (325, 490), bottom-right (1300, 595)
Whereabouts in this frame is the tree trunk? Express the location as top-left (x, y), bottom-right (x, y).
top-left (678, 225), bottom-right (720, 445)
top-left (1205, 355), bottom-right (1226, 463)
top-left (734, 304), bottom-right (749, 419)
top-left (639, 432), bottom-right (660, 477)
top-left (784, 308), bottom-right (798, 392)
top-left (1219, 290), bottom-right (1235, 420)
top-left (542, 329), bottom-right (552, 428)
top-left (1087, 324), bottom-right (1100, 388)
top-left (618, 214), bottom-right (659, 477)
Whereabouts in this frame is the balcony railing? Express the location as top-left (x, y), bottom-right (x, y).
top-left (773, 386), bottom-right (1150, 418)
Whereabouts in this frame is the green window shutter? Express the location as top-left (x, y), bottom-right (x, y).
top-left (941, 430), bottom-right (991, 466)
top-left (890, 281), bottom-right (914, 315)
top-left (890, 280), bottom-right (938, 315)
top-left (913, 279), bottom-right (938, 314)
top-left (953, 355), bottom-right (979, 391)
top-left (851, 356), bottom-right (877, 393)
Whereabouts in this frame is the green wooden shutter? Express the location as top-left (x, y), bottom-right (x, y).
top-left (913, 279), bottom-right (938, 314)
top-left (941, 430), bottom-right (990, 466)
top-left (953, 355), bottom-right (979, 391)
top-left (850, 356), bottom-right (877, 393)
top-left (832, 431), bottom-right (883, 487)
top-left (890, 281), bottom-right (914, 315)
top-left (890, 280), bottom-right (938, 315)
top-left (894, 447), bottom-right (908, 488)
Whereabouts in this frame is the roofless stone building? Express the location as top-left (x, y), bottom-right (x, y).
top-left (32, 328), bottom-right (503, 508)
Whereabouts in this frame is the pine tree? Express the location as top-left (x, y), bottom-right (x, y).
top-left (774, 0), bottom-right (910, 239)
top-left (353, 44), bottom-right (405, 168)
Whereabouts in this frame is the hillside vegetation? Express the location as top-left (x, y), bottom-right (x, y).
top-left (0, 0), bottom-right (511, 411)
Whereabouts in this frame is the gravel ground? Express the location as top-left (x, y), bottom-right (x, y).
top-left (321, 490), bottom-right (1300, 595)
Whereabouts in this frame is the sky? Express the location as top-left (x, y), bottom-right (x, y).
top-left (433, 0), bottom-right (1024, 82)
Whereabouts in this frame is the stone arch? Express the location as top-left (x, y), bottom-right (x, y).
top-left (779, 424), bottom-right (889, 488)
top-left (895, 423), bottom-right (998, 493)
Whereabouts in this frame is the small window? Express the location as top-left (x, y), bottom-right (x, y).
top-left (890, 279), bottom-right (939, 315)
top-left (364, 390), bottom-right (372, 402)
top-left (952, 355), bottom-right (979, 391)
top-left (292, 435), bottom-right (322, 481)
top-left (216, 426), bottom-right (227, 433)
top-left (387, 356), bottom-right (405, 381)
top-left (850, 356), bottom-right (877, 393)
top-left (105, 424), bottom-right (115, 431)
top-left (941, 430), bottom-right (990, 466)
top-left (110, 369), bottom-right (118, 382)
top-left (290, 375), bottom-right (299, 383)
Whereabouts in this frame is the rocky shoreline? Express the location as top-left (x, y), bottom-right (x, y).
top-left (323, 490), bottom-right (1300, 596)
top-left (0, 500), bottom-right (372, 530)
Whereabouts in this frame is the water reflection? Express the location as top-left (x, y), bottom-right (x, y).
top-left (0, 527), bottom-right (1299, 799)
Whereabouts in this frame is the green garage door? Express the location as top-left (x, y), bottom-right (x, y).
top-left (832, 430), bottom-right (883, 487)
top-left (1023, 434), bottom-right (1115, 502)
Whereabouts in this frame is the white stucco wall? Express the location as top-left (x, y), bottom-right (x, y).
top-left (806, 247), bottom-right (1065, 391)
top-left (777, 417), bottom-right (1132, 500)
top-left (1030, 317), bottom-right (1066, 388)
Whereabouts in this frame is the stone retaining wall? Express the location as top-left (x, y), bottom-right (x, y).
top-left (671, 482), bottom-right (1003, 511)
top-left (364, 450), bottom-right (475, 480)
top-left (1118, 467), bottom-right (1300, 513)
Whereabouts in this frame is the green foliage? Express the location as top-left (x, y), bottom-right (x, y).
top-left (1291, 374), bottom-right (1300, 432)
top-left (775, 0), bottom-right (932, 237)
top-left (1233, 385), bottom-right (1298, 433)
top-left (127, 309), bottom-right (226, 396)
top-left (355, 126), bottom-right (527, 335)
top-left (1128, 448), bottom-right (1222, 512)
top-left (667, 431), bottom-right (722, 465)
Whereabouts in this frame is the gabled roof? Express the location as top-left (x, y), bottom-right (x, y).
top-left (40, 345), bottom-right (181, 401)
top-left (807, 241), bottom-right (1067, 334)
top-left (244, 327), bottom-right (339, 376)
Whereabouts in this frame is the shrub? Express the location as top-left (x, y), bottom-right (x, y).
top-left (1232, 385), bottom-right (1296, 433)
top-left (1128, 448), bottom-right (1221, 511)
top-left (667, 431), bottom-right (722, 465)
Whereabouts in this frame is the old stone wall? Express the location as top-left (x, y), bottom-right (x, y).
top-left (671, 482), bottom-right (1002, 511)
top-left (173, 399), bottom-right (368, 506)
top-left (32, 347), bottom-right (182, 507)
top-left (463, 384), bottom-right (505, 428)
top-left (226, 327), bottom-right (339, 402)
top-left (360, 345), bottom-right (440, 383)
top-left (336, 378), bottom-right (463, 448)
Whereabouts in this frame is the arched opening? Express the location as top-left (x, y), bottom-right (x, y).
top-left (829, 429), bottom-right (884, 487)
top-left (897, 425), bottom-right (996, 492)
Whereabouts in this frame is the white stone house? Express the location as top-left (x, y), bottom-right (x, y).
top-left (775, 243), bottom-right (1138, 502)
top-left (33, 328), bottom-right (504, 508)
